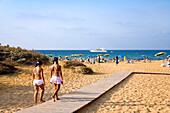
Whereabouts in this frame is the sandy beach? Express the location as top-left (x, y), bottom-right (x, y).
top-left (0, 60), bottom-right (170, 112)
top-left (78, 74), bottom-right (170, 113)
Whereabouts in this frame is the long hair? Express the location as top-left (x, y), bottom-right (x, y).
top-left (116, 56), bottom-right (118, 60)
top-left (53, 57), bottom-right (58, 64)
top-left (35, 60), bottom-right (43, 67)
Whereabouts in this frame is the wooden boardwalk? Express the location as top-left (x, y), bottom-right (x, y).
top-left (16, 72), bottom-right (133, 113)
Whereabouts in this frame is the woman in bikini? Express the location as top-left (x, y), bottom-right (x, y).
top-left (32, 60), bottom-right (45, 103)
top-left (50, 57), bottom-right (63, 101)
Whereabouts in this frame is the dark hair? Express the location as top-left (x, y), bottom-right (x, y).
top-left (53, 57), bottom-right (58, 64)
top-left (35, 60), bottom-right (43, 67)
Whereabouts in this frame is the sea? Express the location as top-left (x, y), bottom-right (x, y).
top-left (35, 50), bottom-right (170, 60)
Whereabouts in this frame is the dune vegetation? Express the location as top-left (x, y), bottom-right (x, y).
top-left (0, 44), bottom-right (49, 74)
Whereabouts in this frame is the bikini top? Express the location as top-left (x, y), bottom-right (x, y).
top-left (35, 67), bottom-right (41, 75)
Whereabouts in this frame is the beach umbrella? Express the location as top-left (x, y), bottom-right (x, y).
top-left (124, 56), bottom-right (127, 61)
top-left (70, 54), bottom-right (84, 57)
top-left (46, 54), bottom-right (54, 57)
top-left (70, 54), bottom-right (78, 57)
top-left (155, 52), bottom-right (167, 57)
top-left (141, 55), bottom-right (147, 57)
top-left (79, 54), bottom-right (84, 57)
top-left (97, 54), bottom-right (104, 56)
top-left (118, 55), bottom-right (123, 58)
top-left (104, 54), bottom-right (111, 57)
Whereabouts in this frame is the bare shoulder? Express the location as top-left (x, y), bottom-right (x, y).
top-left (50, 65), bottom-right (54, 69)
top-left (51, 65), bottom-right (55, 71)
top-left (33, 68), bottom-right (36, 72)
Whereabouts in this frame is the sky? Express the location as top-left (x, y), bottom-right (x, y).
top-left (0, 0), bottom-right (170, 50)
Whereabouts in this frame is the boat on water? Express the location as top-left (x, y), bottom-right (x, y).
top-left (90, 48), bottom-right (107, 52)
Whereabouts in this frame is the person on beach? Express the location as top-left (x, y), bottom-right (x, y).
top-left (95, 56), bottom-right (97, 62)
top-left (98, 57), bottom-right (100, 63)
top-left (50, 57), bottom-right (63, 101)
top-left (87, 56), bottom-right (90, 62)
top-left (59, 55), bottom-right (63, 61)
top-left (32, 60), bottom-right (45, 103)
top-left (74, 56), bottom-right (77, 61)
top-left (115, 56), bottom-right (119, 65)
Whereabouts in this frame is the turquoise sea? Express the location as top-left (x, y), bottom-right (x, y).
top-left (35, 50), bottom-right (170, 60)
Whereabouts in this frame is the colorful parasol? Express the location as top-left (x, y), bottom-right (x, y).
top-left (104, 54), bottom-right (111, 57)
top-left (124, 56), bottom-right (127, 61)
top-left (155, 52), bottom-right (167, 57)
top-left (97, 54), bottom-right (104, 56)
top-left (46, 54), bottom-right (54, 57)
top-left (141, 55), bottom-right (147, 57)
top-left (70, 54), bottom-right (84, 57)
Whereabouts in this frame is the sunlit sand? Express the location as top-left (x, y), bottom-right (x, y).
top-left (0, 60), bottom-right (170, 112)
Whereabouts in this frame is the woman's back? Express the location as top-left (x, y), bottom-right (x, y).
top-left (51, 64), bottom-right (60, 77)
top-left (33, 67), bottom-right (42, 80)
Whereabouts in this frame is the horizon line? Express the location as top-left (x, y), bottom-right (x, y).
top-left (30, 48), bottom-right (170, 50)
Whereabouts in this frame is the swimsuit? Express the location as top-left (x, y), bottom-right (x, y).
top-left (33, 67), bottom-right (44, 86)
top-left (50, 76), bottom-right (62, 84)
top-left (116, 60), bottom-right (119, 64)
top-left (50, 65), bottom-right (62, 84)
top-left (33, 79), bottom-right (44, 86)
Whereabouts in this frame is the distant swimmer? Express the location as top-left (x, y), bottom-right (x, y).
top-left (32, 60), bottom-right (45, 103)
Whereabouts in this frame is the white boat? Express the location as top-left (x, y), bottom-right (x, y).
top-left (90, 48), bottom-right (107, 52)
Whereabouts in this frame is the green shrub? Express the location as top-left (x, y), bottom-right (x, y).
top-left (17, 58), bottom-right (26, 63)
top-left (0, 45), bottom-right (50, 74)
top-left (63, 61), bottom-right (86, 68)
top-left (81, 67), bottom-right (93, 74)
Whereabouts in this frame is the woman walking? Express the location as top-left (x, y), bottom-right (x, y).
top-left (32, 60), bottom-right (45, 103)
top-left (50, 57), bottom-right (63, 101)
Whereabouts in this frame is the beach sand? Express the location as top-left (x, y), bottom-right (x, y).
top-left (77, 74), bottom-right (170, 113)
top-left (0, 60), bottom-right (170, 112)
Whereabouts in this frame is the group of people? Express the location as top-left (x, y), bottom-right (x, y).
top-left (161, 58), bottom-right (170, 67)
top-left (73, 56), bottom-right (111, 64)
top-left (32, 57), bottom-right (63, 103)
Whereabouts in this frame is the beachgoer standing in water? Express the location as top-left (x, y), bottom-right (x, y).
top-left (115, 56), bottom-right (119, 65)
top-left (50, 57), bottom-right (63, 101)
top-left (32, 60), bottom-right (45, 103)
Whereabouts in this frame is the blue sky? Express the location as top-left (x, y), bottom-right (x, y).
top-left (0, 0), bottom-right (170, 50)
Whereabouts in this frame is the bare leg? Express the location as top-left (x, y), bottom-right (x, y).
top-left (52, 84), bottom-right (60, 101)
top-left (55, 84), bottom-right (60, 100)
top-left (51, 84), bottom-right (56, 101)
top-left (34, 85), bottom-right (39, 103)
top-left (39, 84), bottom-right (45, 102)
